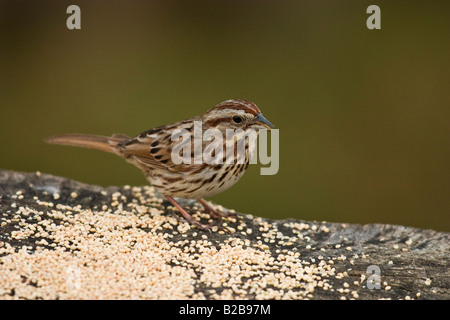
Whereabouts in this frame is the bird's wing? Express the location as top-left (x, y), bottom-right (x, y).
top-left (118, 122), bottom-right (199, 174)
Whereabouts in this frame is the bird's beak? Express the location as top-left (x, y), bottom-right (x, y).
top-left (254, 113), bottom-right (274, 129)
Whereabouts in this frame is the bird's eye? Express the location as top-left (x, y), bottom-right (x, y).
top-left (232, 115), bottom-right (243, 124)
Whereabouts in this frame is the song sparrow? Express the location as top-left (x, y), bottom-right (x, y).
top-left (45, 99), bottom-right (273, 230)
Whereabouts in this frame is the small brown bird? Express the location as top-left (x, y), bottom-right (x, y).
top-left (45, 99), bottom-right (273, 230)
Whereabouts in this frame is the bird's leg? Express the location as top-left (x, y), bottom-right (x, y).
top-left (165, 196), bottom-right (215, 231)
top-left (198, 198), bottom-right (230, 219)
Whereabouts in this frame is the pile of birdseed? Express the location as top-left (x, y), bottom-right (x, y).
top-left (0, 170), bottom-right (448, 300)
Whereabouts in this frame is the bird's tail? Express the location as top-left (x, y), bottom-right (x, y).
top-left (45, 134), bottom-right (129, 154)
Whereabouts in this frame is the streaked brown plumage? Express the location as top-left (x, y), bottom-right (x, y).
top-left (45, 99), bottom-right (273, 230)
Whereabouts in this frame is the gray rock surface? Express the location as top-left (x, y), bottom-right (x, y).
top-left (0, 169), bottom-right (448, 299)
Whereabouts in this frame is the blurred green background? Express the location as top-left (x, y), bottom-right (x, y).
top-left (1, 1), bottom-right (449, 231)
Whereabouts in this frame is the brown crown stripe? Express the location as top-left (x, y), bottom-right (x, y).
top-left (219, 99), bottom-right (260, 111)
top-left (214, 104), bottom-right (260, 116)
top-left (216, 98), bottom-right (259, 109)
